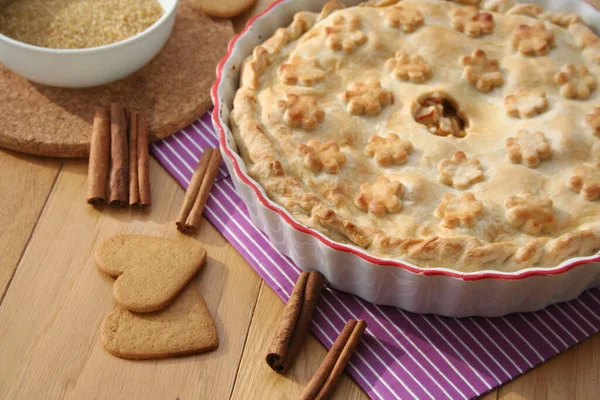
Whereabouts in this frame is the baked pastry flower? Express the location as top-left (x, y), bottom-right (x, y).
top-left (355, 176), bottom-right (404, 216)
top-left (460, 49), bottom-right (503, 92)
top-left (504, 190), bottom-right (556, 234)
top-left (278, 94), bottom-right (325, 130)
top-left (364, 133), bottom-right (413, 166)
top-left (438, 151), bottom-right (484, 189)
top-left (568, 163), bottom-right (600, 201)
top-left (505, 130), bottom-right (552, 168)
top-left (299, 140), bottom-right (347, 174)
top-left (325, 14), bottom-right (367, 54)
top-left (542, 11), bottom-right (583, 28)
top-left (385, 6), bottom-right (425, 32)
top-left (586, 108), bottom-right (600, 137)
top-left (341, 81), bottom-right (392, 116)
top-left (451, 6), bottom-right (494, 38)
top-left (385, 51), bottom-right (432, 83)
top-left (508, 3), bottom-right (543, 17)
top-left (511, 22), bottom-right (554, 56)
top-left (278, 56), bottom-right (326, 86)
top-left (555, 64), bottom-right (597, 100)
top-left (435, 192), bottom-right (484, 229)
top-left (482, 0), bottom-right (515, 13)
top-left (505, 88), bottom-right (548, 118)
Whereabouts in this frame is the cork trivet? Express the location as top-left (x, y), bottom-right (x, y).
top-left (0, 1), bottom-right (234, 158)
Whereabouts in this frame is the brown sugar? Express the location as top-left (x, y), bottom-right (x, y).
top-left (0, 0), bottom-right (164, 49)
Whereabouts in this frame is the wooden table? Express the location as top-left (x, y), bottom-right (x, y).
top-left (1, 2), bottom-right (599, 399)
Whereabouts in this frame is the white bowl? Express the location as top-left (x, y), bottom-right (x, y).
top-left (212, 0), bottom-right (600, 317)
top-left (0, 0), bottom-right (178, 88)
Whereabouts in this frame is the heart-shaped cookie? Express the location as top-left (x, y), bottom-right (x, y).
top-left (101, 285), bottom-right (218, 359)
top-left (96, 235), bottom-right (206, 312)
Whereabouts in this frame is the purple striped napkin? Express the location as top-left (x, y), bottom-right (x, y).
top-left (151, 112), bottom-right (600, 400)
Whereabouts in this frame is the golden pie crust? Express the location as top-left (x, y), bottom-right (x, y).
top-left (231, 0), bottom-right (600, 272)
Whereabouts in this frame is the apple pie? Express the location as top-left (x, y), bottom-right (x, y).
top-left (231, 0), bottom-right (600, 272)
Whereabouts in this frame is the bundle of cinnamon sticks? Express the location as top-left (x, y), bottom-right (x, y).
top-left (176, 148), bottom-right (222, 234)
top-left (267, 271), bottom-right (367, 399)
top-left (86, 103), bottom-right (151, 207)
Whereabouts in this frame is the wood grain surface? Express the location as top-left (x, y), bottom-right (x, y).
top-left (0, 158), bottom-right (262, 399)
top-left (0, 150), bottom-right (62, 300)
top-left (1, 1), bottom-right (599, 399)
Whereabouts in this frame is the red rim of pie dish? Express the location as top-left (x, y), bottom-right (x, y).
top-left (212, 0), bottom-right (600, 281)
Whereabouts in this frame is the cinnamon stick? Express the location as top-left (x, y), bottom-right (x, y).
top-left (86, 109), bottom-right (111, 205)
top-left (128, 112), bottom-right (139, 206)
top-left (137, 114), bottom-right (151, 206)
top-left (300, 319), bottom-right (367, 400)
top-left (108, 103), bottom-right (129, 207)
top-left (185, 149), bottom-right (222, 231)
top-left (176, 148), bottom-right (215, 233)
top-left (266, 271), bottom-right (325, 373)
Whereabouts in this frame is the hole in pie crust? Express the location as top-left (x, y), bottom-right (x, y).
top-left (413, 92), bottom-right (468, 138)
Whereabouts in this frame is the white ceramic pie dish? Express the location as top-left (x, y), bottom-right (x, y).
top-left (212, 0), bottom-right (600, 317)
top-left (0, 0), bottom-right (178, 88)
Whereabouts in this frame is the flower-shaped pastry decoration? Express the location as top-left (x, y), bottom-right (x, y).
top-left (278, 94), bottom-right (325, 130)
top-left (505, 88), bottom-right (548, 118)
top-left (505, 130), bottom-right (552, 168)
top-left (365, 133), bottom-right (414, 166)
top-left (543, 11), bottom-right (583, 28)
top-left (586, 108), bottom-right (600, 137)
top-left (451, 6), bottom-right (494, 38)
top-left (460, 49), bottom-right (503, 92)
top-left (483, 0), bottom-right (516, 13)
top-left (438, 151), bottom-right (484, 189)
top-left (278, 56), bottom-right (326, 87)
top-left (341, 81), bottom-right (392, 116)
top-left (568, 163), bottom-right (600, 201)
top-left (385, 51), bottom-right (432, 83)
top-left (507, 3), bottom-right (543, 17)
top-left (325, 14), bottom-right (368, 54)
top-left (299, 140), bottom-right (347, 174)
top-left (435, 192), bottom-right (484, 229)
top-left (385, 6), bottom-right (425, 32)
top-left (555, 64), bottom-right (597, 100)
top-left (355, 176), bottom-right (405, 216)
top-left (511, 22), bottom-right (554, 56)
top-left (504, 190), bottom-right (556, 234)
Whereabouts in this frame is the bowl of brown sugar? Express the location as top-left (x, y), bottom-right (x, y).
top-left (0, 0), bottom-right (178, 88)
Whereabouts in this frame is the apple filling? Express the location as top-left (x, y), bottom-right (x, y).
top-left (414, 93), bottom-right (468, 138)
